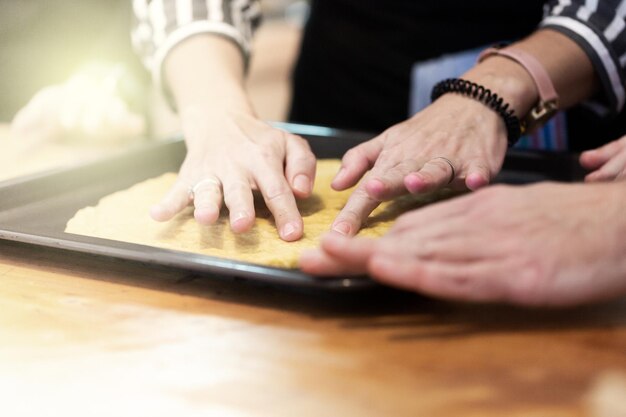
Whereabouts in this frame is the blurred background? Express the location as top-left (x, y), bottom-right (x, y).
top-left (0, 0), bottom-right (308, 181)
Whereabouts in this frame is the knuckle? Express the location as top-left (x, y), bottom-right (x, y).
top-left (344, 147), bottom-right (361, 162)
top-left (354, 186), bottom-right (379, 203)
top-left (291, 134), bottom-right (311, 148)
top-left (381, 127), bottom-right (401, 142)
top-left (224, 194), bottom-right (247, 209)
top-left (258, 146), bottom-right (280, 161)
top-left (339, 208), bottom-right (362, 226)
top-left (378, 148), bottom-right (393, 161)
top-left (224, 181), bottom-right (248, 196)
top-left (264, 183), bottom-right (291, 202)
top-left (430, 159), bottom-right (451, 175)
top-left (419, 171), bottom-right (436, 184)
top-left (290, 154), bottom-right (316, 170)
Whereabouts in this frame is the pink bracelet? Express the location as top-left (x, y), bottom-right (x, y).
top-left (478, 46), bottom-right (559, 132)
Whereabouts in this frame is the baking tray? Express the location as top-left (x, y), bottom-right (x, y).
top-left (0, 122), bottom-right (585, 290)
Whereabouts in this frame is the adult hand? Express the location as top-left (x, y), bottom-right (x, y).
top-left (150, 108), bottom-right (316, 241)
top-left (301, 182), bottom-right (626, 306)
top-left (329, 94), bottom-right (508, 236)
top-left (580, 135), bottom-right (626, 182)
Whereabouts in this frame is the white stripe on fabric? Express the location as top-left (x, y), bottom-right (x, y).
top-left (618, 0), bottom-right (626, 16)
top-left (149, 0), bottom-right (168, 46)
top-left (604, 0), bottom-right (626, 41)
top-left (207, 0), bottom-right (224, 21)
top-left (151, 20), bottom-right (250, 96)
top-left (231, 0), bottom-right (246, 36)
top-left (542, 15), bottom-right (625, 111)
top-left (552, 0), bottom-right (572, 15)
top-left (176, 0), bottom-right (194, 26)
top-left (576, 0), bottom-right (598, 21)
top-left (605, 18), bottom-right (626, 42)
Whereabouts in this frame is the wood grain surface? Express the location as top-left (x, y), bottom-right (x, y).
top-left (1, 238), bottom-right (626, 417)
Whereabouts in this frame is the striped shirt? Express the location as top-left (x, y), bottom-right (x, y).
top-left (542, 0), bottom-right (626, 115)
top-left (132, 0), bottom-right (626, 118)
top-left (132, 0), bottom-right (261, 98)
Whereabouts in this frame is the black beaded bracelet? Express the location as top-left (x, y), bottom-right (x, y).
top-left (431, 78), bottom-right (524, 147)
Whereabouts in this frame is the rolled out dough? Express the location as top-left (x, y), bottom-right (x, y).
top-left (65, 160), bottom-right (449, 268)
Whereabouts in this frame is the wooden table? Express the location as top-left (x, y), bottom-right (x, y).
top-left (2, 127), bottom-right (626, 416)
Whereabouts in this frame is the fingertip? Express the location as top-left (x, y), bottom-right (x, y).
top-left (298, 249), bottom-right (323, 272)
top-left (320, 232), bottom-right (350, 251)
top-left (150, 204), bottom-right (173, 222)
top-left (291, 174), bottom-right (312, 198)
top-left (194, 205), bottom-right (220, 225)
top-left (331, 221), bottom-right (353, 236)
top-left (331, 167), bottom-right (348, 190)
top-left (579, 149), bottom-right (592, 159)
top-left (585, 170), bottom-right (612, 183)
top-left (230, 211), bottom-right (254, 233)
top-left (404, 173), bottom-right (427, 194)
top-left (331, 165), bottom-right (366, 191)
top-left (466, 172), bottom-right (489, 190)
top-left (280, 221), bottom-right (303, 242)
top-left (579, 152), bottom-right (602, 170)
top-left (298, 249), bottom-right (347, 276)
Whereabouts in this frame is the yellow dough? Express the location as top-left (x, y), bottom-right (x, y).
top-left (65, 160), bottom-right (450, 268)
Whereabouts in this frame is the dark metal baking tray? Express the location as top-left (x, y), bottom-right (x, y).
top-left (0, 122), bottom-right (585, 290)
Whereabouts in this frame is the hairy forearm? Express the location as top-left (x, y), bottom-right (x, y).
top-left (164, 35), bottom-right (255, 117)
top-left (463, 29), bottom-right (598, 117)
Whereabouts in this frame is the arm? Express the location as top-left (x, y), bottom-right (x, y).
top-left (463, 28), bottom-right (598, 120)
top-left (132, 0), bottom-right (316, 242)
top-left (542, 0), bottom-right (626, 116)
top-left (329, 1), bottom-right (620, 237)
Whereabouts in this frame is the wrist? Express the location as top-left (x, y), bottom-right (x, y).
top-left (179, 105), bottom-right (258, 150)
top-left (178, 92), bottom-right (255, 120)
top-left (431, 78), bottom-right (522, 147)
top-left (463, 56), bottom-right (538, 118)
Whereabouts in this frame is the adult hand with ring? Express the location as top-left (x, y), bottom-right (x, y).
top-left (150, 109), bottom-right (316, 242)
top-left (329, 93), bottom-right (510, 236)
top-left (188, 177), bottom-right (224, 225)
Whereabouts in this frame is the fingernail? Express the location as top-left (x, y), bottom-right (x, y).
top-left (233, 211), bottom-right (249, 223)
top-left (293, 174), bottom-right (311, 194)
top-left (282, 222), bottom-right (298, 239)
top-left (332, 222), bottom-right (351, 236)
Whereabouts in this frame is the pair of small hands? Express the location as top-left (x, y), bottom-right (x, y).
top-left (151, 94), bottom-right (508, 240)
